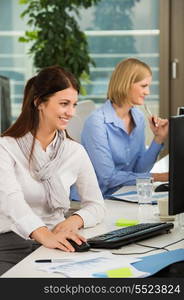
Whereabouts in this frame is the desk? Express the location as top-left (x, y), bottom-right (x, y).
top-left (2, 199), bottom-right (184, 278)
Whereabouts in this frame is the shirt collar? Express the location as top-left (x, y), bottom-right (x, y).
top-left (130, 106), bottom-right (141, 126)
top-left (103, 99), bottom-right (140, 133)
top-left (102, 100), bottom-right (140, 129)
top-left (50, 130), bottom-right (65, 146)
top-left (46, 130), bottom-right (65, 153)
top-left (103, 100), bottom-right (120, 125)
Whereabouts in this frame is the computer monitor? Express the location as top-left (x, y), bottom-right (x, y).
top-left (177, 106), bottom-right (184, 115)
top-left (0, 75), bottom-right (12, 133)
top-left (169, 114), bottom-right (184, 215)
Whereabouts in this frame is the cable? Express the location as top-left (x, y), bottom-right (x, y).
top-left (135, 238), bottom-right (184, 252)
top-left (90, 246), bottom-right (167, 256)
top-left (111, 248), bottom-right (166, 255)
top-left (135, 243), bottom-right (169, 252)
top-left (89, 238), bottom-right (184, 256)
top-left (160, 238), bottom-right (184, 249)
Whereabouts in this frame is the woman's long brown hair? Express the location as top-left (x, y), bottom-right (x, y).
top-left (1, 65), bottom-right (80, 160)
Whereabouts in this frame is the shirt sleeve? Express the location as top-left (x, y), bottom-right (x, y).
top-left (133, 139), bottom-right (163, 172)
top-left (73, 146), bottom-right (106, 228)
top-left (0, 144), bottom-right (46, 239)
top-left (81, 116), bottom-right (158, 195)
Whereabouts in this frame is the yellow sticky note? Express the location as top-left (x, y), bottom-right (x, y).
top-left (115, 218), bottom-right (138, 227)
top-left (107, 267), bottom-right (133, 278)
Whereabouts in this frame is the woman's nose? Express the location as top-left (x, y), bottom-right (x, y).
top-left (66, 105), bottom-right (76, 117)
top-left (145, 87), bottom-right (150, 95)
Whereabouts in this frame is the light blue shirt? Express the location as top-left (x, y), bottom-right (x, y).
top-left (81, 100), bottom-right (163, 197)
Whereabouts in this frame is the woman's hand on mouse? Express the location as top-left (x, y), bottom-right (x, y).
top-left (52, 214), bottom-right (84, 234)
top-left (30, 223), bottom-right (86, 252)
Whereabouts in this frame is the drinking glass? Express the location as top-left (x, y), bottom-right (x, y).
top-left (136, 177), bottom-right (155, 222)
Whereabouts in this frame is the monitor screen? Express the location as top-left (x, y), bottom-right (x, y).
top-left (0, 75), bottom-right (12, 133)
top-left (169, 115), bottom-right (184, 215)
top-left (177, 106), bottom-right (184, 115)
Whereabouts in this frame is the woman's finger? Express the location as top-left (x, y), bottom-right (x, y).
top-left (56, 241), bottom-right (71, 252)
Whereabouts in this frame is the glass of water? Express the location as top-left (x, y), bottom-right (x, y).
top-left (136, 177), bottom-right (154, 222)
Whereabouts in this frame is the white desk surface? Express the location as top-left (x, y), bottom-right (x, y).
top-left (2, 198), bottom-right (184, 278)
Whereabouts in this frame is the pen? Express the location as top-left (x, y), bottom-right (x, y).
top-left (35, 259), bottom-right (73, 263)
top-left (144, 104), bottom-right (158, 127)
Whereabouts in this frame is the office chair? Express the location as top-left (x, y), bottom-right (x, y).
top-left (67, 99), bottom-right (96, 142)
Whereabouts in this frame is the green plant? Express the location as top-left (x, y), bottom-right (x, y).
top-left (19, 0), bottom-right (101, 94)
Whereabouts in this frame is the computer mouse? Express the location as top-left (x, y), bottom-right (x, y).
top-left (155, 183), bottom-right (169, 192)
top-left (67, 240), bottom-right (91, 252)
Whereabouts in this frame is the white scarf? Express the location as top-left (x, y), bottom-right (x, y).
top-left (16, 131), bottom-right (70, 212)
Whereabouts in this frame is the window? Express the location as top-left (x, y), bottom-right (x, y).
top-left (0, 0), bottom-right (160, 143)
top-left (0, 0), bottom-right (32, 122)
top-left (78, 0), bottom-right (160, 144)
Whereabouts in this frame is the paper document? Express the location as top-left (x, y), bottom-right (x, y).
top-left (37, 251), bottom-right (149, 278)
top-left (108, 191), bottom-right (168, 204)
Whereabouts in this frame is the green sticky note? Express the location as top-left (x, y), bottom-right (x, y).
top-left (107, 267), bottom-right (133, 278)
top-left (115, 217), bottom-right (138, 227)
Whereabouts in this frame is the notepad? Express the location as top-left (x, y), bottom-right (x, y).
top-left (115, 217), bottom-right (139, 227)
top-left (92, 264), bottom-right (149, 278)
top-left (106, 267), bottom-right (133, 278)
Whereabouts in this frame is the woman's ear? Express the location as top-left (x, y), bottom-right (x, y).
top-left (34, 98), bottom-right (38, 108)
top-left (34, 98), bottom-right (43, 110)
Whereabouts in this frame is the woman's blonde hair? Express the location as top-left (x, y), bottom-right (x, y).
top-left (107, 58), bottom-right (152, 106)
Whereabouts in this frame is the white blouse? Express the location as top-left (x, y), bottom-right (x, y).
top-left (0, 134), bottom-right (105, 239)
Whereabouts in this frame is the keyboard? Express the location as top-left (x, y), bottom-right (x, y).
top-left (87, 222), bottom-right (174, 249)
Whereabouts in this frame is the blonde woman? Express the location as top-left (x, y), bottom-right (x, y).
top-left (81, 58), bottom-right (168, 197)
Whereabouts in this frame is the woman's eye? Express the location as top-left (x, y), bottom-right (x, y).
top-left (59, 102), bottom-right (77, 107)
